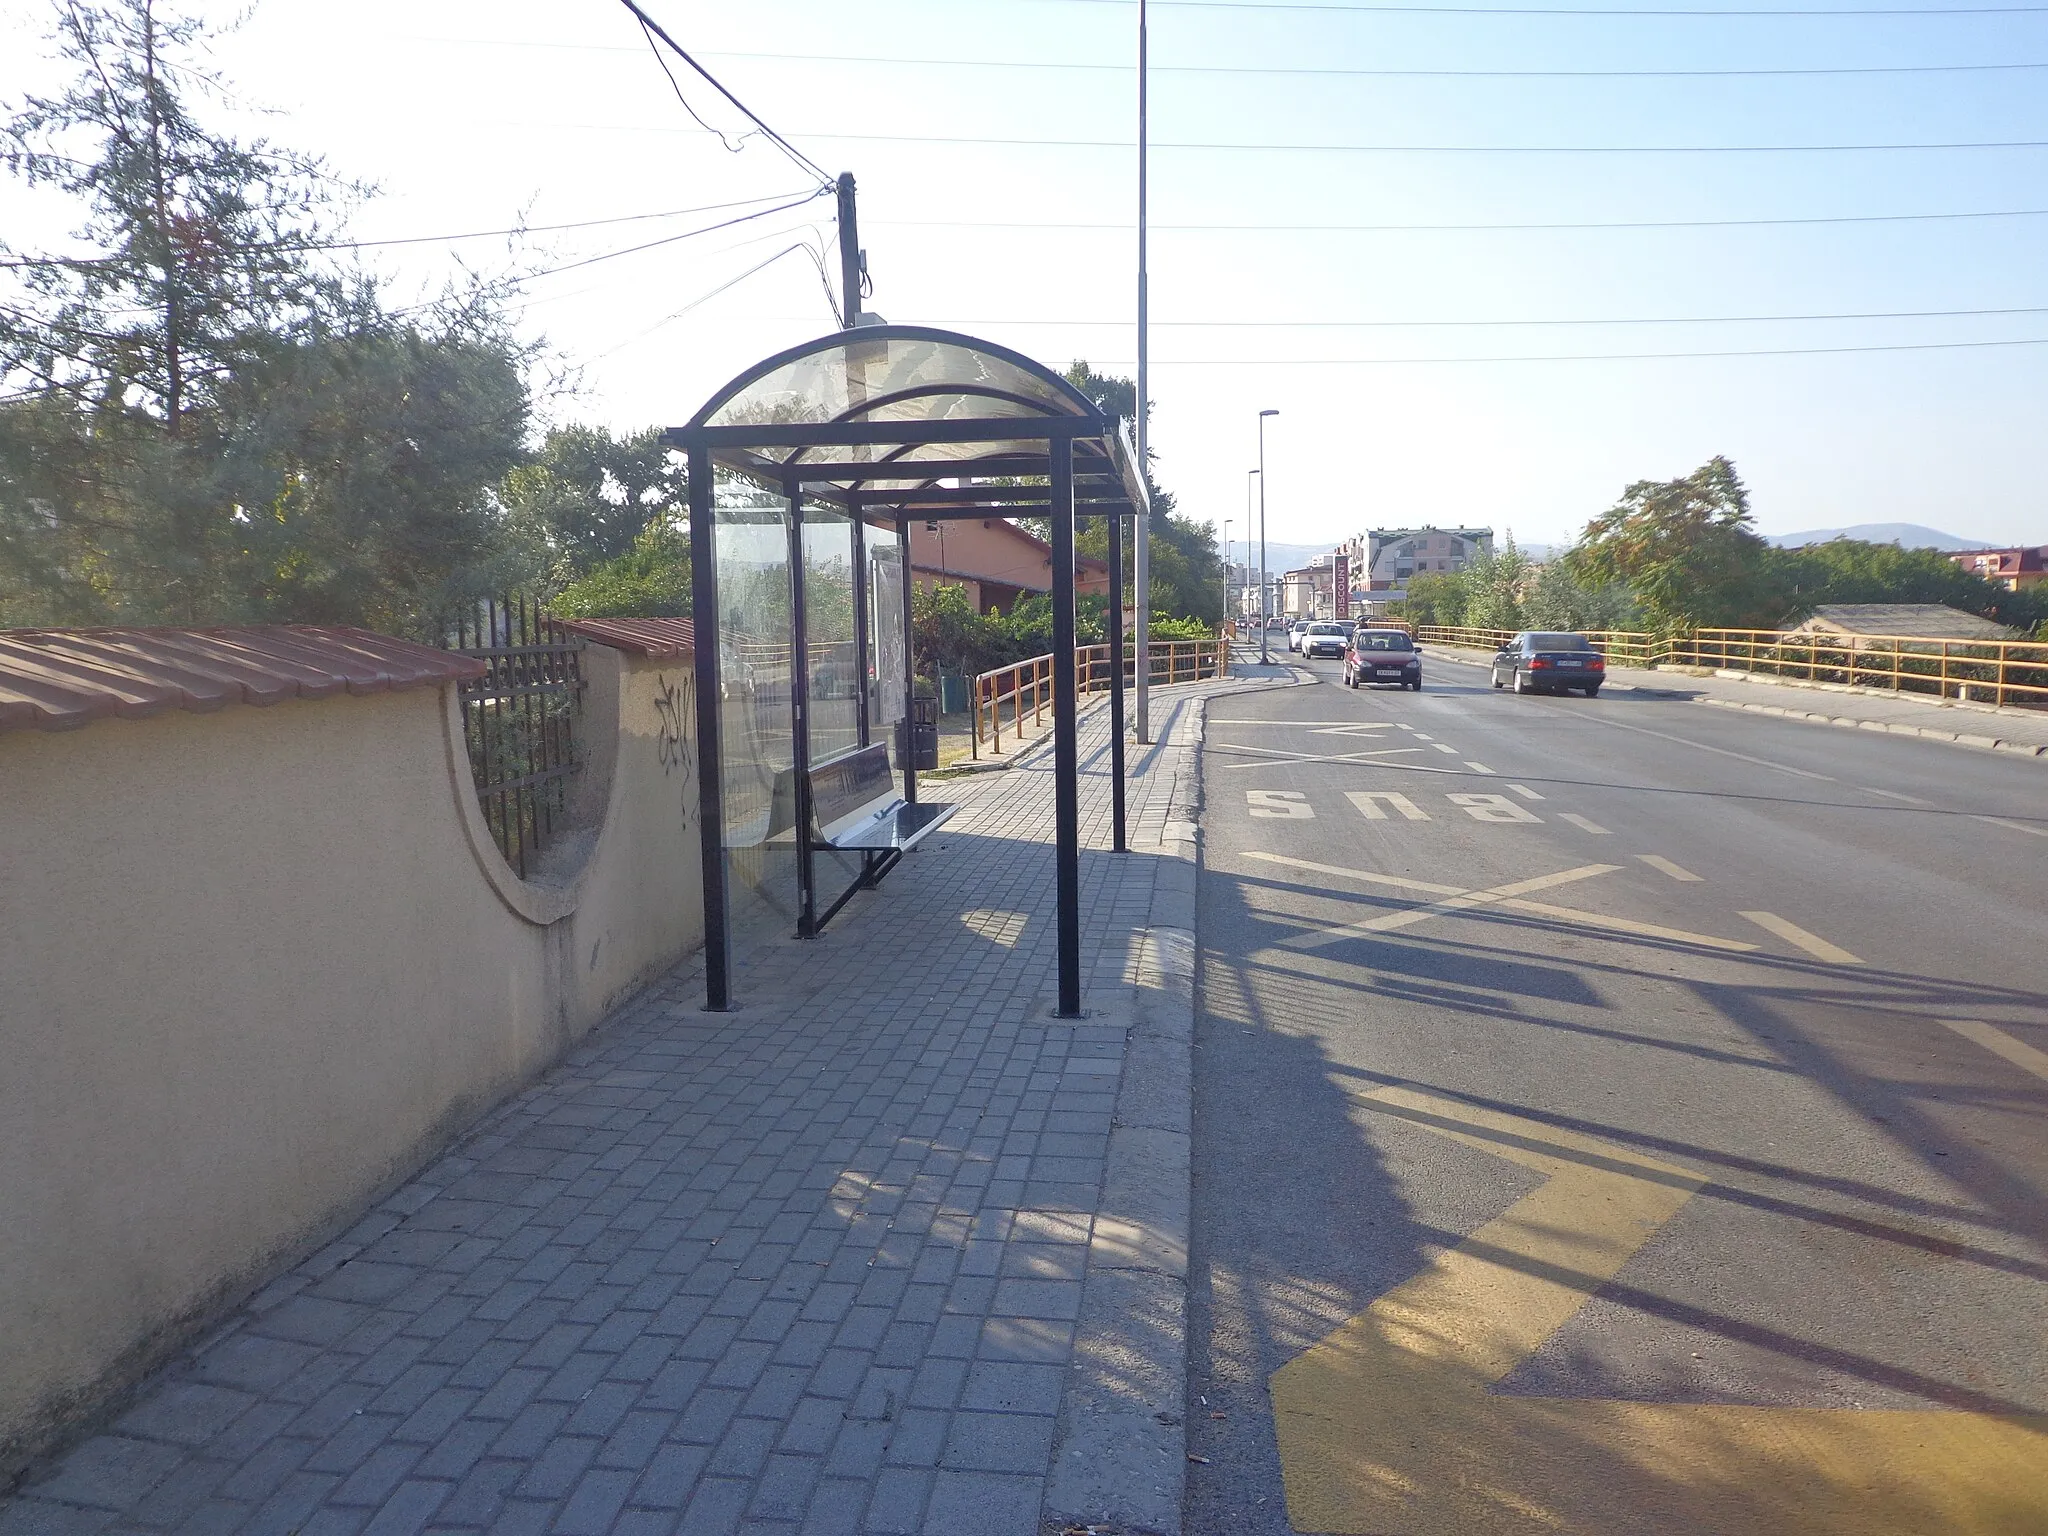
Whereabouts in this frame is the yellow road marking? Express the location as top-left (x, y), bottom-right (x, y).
top-left (1497, 899), bottom-right (1759, 953)
top-left (1639, 854), bottom-right (1703, 882)
top-left (1943, 1018), bottom-right (2048, 1084)
top-left (1244, 851), bottom-right (1465, 898)
top-left (1271, 1086), bottom-right (2048, 1535)
top-left (1740, 911), bottom-right (1865, 965)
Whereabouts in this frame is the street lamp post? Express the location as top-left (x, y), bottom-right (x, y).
top-left (1221, 518), bottom-right (1232, 630)
top-left (1257, 409), bottom-right (1278, 663)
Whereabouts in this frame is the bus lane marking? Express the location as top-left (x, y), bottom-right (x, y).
top-left (1639, 855), bottom-right (1703, 882)
top-left (1247, 790), bottom-right (1314, 819)
top-left (1558, 812), bottom-right (1612, 835)
top-left (1942, 1019), bottom-right (2048, 1085)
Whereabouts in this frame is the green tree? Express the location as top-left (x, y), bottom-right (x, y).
top-left (500, 425), bottom-right (684, 586)
top-left (0, 0), bottom-right (532, 633)
top-left (1396, 570), bottom-right (1471, 628)
top-left (1063, 360), bottom-right (1222, 626)
top-left (1462, 539), bottom-right (1532, 631)
top-left (550, 521), bottom-right (690, 620)
top-left (1523, 560), bottom-right (1640, 632)
top-left (1568, 456), bottom-right (1787, 632)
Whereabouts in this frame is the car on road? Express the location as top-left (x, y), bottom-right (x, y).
top-left (1301, 620), bottom-right (1350, 659)
top-left (1286, 619), bottom-right (1313, 653)
top-left (1345, 626), bottom-right (1423, 689)
top-left (1491, 631), bottom-right (1606, 696)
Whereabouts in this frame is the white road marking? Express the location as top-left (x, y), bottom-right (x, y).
top-left (1973, 814), bottom-right (2048, 839)
top-left (1413, 733), bottom-right (1435, 741)
top-left (1558, 813), bottom-right (1611, 835)
top-left (1464, 762), bottom-right (1495, 774)
top-left (1220, 745), bottom-right (1459, 775)
top-left (1739, 911), bottom-right (1865, 965)
top-left (1247, 790), bottom-right (1314, 819)
top-left (1857, 785), bottom-right (1931, 805)
top-left (1448, 793), bottom-right (1542, 824)
top-left (1243, 852), bottom-right (1464, 898)
top-left (1312, 724), bottom-right (1401, 737)
top-left (1942, 1019), bottom-right (2048, 1084)
top-left (1432, 743), bottom-right (1458, 755)
top-left (1587, 717), bottom-right (1836, 782)
top-left (1507, 783), bottom-right (1544, 801)
top-left (1210, 719), bottom-right (1387, 728)
top-left (1346, 791), bottom-right (1432, 822)
top-left (1638, 855), bottom-right (1703, 882)
top-left (1397, 724), bottom-right (1417, 732)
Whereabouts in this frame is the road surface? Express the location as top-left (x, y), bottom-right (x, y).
top-left (1187, 649), bottom-right (2048, 1534)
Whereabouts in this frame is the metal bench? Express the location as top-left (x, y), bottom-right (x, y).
top-left (808, 743), bottom-right (953, 853)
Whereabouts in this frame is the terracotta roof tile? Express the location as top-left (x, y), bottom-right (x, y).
top-left (0, 625), bottom-right (486, 735)
top-left (561, 616), bottom-right (695, 658)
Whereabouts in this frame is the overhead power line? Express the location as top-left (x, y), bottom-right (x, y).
top-left (611, 0), bottom-right (834, 187)
top-left (1012, 0), bottom-right (2048, 15)
top-left (1056, 335), bottom-right (2048, 362)
top-left (913, 303), bottom-right (2048, 327)
top-left (876, 205), bottom-right (2048, 232)
top-left (742, 128), bottom-right (2048, 154)
top-left (694, 46), bottom-right (2048, 79)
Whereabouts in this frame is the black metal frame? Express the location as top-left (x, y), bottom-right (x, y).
top-left (449, 594), bottom-right (585, 878)
top-left (667, 326), bottom-right (1146, 1018)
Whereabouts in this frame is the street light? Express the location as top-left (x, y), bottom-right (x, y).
top-left (1257, 409), bottom-right (1278, 663)
top-left (1244, 470), bottom-right (1258, 627)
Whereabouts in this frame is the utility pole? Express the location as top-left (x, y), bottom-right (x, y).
top-left (1133, 0), bottom-right (1151, 744)
top-left (1258, 409), bottom-right (1277, 662)
top-left (1222, 518), bottom-right (1232, 626)
top-left (836, 172), bottom-right (862, 328)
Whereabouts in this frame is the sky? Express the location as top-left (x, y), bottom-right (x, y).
top-left (3, 0), bottom-right (2046, 555)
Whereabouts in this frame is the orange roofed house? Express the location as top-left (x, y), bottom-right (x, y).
top-left (908, 516), bottom-right (1110, 615)
top-left (1947, 546), bottom-right (2047, 592)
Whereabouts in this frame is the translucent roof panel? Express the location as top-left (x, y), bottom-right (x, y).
top-left (694, 326), bottom-right (1097, 429)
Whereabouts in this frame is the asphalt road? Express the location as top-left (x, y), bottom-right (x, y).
top-left (1186, 649), bottom-right (2048, 1535)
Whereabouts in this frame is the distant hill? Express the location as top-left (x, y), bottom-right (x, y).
top-left (1766, 523), bottom-right (1990, 552)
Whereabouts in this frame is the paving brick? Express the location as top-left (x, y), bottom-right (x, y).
top-left (0, 680), bottom-right (1229, 1536)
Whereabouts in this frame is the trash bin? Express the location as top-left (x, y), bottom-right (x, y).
top-left (897, 698), bottom-right (939, 770)
top-left (938, 670), bottom-right (969, 714)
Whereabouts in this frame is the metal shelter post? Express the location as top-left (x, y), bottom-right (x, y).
top-left (897, 514), bottom-right (916, 805)
top-left (1049, 436), bottom-right (1082, 1017)
top-left (851, 511), bottom-right (871, 748)
top-left (1107, 510), bottom-right (1127, 854)
top-left (786, 487), bottom-right (817, 939)
top-left (686, 447), bottom-right (731, 1010)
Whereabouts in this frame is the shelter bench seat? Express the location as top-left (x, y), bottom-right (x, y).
top-left (809, 743), bottom-right (953, 853)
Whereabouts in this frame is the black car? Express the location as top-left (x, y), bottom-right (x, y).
top-left (1344, 627), bottom-right (1423, 690)
top-left (1491, 631), bottom-right (1605, 696)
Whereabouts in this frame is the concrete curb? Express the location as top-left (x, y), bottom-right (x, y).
top-left (1695, 695), bottom-right (2048, 760)
top-left (1043, 671), bottom-right (1310, 1536)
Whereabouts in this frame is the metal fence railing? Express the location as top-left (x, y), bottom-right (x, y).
top-left (1673, 629), bottom-right (2048, 707)
top-left (972, 637), bottom-right (1230, 755)
top-left (446, 595), bottom-right (586, 877)
top-left (1414, 623), bottom-right (2048, 706)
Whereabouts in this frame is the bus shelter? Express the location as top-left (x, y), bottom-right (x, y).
top-left (666, 326), bottom-right (1148, 1016)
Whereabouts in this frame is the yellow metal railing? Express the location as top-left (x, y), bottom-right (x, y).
top-left (971, 638), bottom-right (1230, 755)
top-left (1674, 629), bottom-right (2048, 707)
top-left (1413, 624), bottom-right (2047, 706)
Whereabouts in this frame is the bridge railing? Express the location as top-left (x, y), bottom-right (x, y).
top-left (971, 637), bottom-right (1230, 755)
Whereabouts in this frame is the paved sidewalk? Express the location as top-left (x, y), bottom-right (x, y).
top-left (0, 674), bottom-right (1272, 1536)
top-left (1426, 644), bottom-right (2048, 758)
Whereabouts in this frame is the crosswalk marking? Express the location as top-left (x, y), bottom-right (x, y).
top-left (1740, 911), bottom-right (1864, 965)
top-left (1558, 813), bottom-right (1611, 835)
top-left (1346, 791), bottom-right (1431, 822)
top-left (1638, 855), bottom-right (1702, 882)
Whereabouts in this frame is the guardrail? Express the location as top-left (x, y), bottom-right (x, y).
top-left (971, 637), bottom-right (1229, 755)
top-left (1675, 629), bottom-right (2048, 707)
top-left (1413, 623), bottom-right (2048, 706)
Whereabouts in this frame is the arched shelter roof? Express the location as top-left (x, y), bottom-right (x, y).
top-left (670, 325), bottom-right (1148, 520)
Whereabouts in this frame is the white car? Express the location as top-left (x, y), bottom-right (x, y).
top-left (1301, 621), bottom-right (1350, 660)
top-left (1286, 620), bottom-right (1312, 653)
